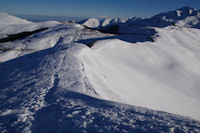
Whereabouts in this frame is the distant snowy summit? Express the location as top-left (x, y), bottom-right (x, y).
top-left (78, 7), bottom-right (200, 34)
top-left (120, 6), bottom-right (200, 34)
top-left (151, 6), bottom-right (200, 28)
top-left (0, 12), bottom-right (60, 39)
top-left (0, 12), bottom-right (32, 25)
top-left (79, 17), bottom-right (127, 28)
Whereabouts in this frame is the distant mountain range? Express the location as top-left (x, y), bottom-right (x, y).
top-left (79, 6), bottom-right (200, 34)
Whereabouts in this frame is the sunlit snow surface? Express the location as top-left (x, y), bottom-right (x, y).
top-left (0, 43), bottom-right (200, 133)
top-left (0, 10), bottom-right (200, 133)
top-left (78, 27), bottom-right (200, 120)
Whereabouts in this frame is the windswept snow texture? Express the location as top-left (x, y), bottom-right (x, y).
top-left (78, 27), bottom-right (200, 121)
top-left (0, 43), bottom-right (200, 133)
top-left (0, 22), bottom-right (108, 62)
top-left (1, 7), bottom-right (200, 133)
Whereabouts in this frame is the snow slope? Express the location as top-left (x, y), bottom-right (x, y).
top-left (78, 27), bottom-right (200, 120)
top-left (0, 12), bottom-right (31, 25)
top-left (0, 21), bottom-right (60, 39)
top-left (152, 6), bottom-right (200, 28)
top-left (78, 7), bottom-right (200, 35)
top-left (0, 23), bottom-right (108, 62)
top-left (119, 7), bottom-right (200, 35)
top-left (80, 18), bottom-right (126, 28)
top-left (0, 12), bottom-right (60, 39)
top-left (0, 38), bottom-right (200, 133)
top-left (81, 18), bottom-right (100, 28)
top-left (1, 8), bottom-right (200, 132)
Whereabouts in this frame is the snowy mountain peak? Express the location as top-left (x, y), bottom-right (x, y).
top-left (152, 6), bottom-right (199, 20)
top-left (80, 18), bottom-right (100, 28)
top-left (148, 6), bottom-right (200, 28)
top-left (175, 6), bottom-right (199, 16)
top-left (82, 7), bottom-right (200, 35)
top-left (178, 6), bottom-right (193, 11)
top-left (0, 11), bottom-right (31, 25)
top-left (79, 17), bottom-right (127, 29)
top-left (178, 6), bottom-right (197, 12)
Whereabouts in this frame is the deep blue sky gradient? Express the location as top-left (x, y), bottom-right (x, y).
top-left (0, 0), bottom-right (200, 18)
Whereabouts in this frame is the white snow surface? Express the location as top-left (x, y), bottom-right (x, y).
top-left (0, 23), bottom-right (107, 62)
top-left (0, 21), bottom-right (60, 39)
top-left (0, 12), bottom-right (31, 25)
top-left (78, 27), bottom-right (200, 120)
top-left (1, 9), bottom-right (200, 132)
top-left (80, 18), bottom-right (127, 28)
top-left (0, 12), bottom-right (60, 39)
top-left (82, 18), bottom-right (100, 28)
top-left (1, 26), bottom-right (200, 132)
top-left (151, 6), bottom-right (200, 28)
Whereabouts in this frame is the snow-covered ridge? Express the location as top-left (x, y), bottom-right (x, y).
top-left (0, 38), bottom-right (200, 132)
top-left (0, 12), bottom-right (31, 25)
top-left (97, 7), bottom-right (200, 34)
top-left (151, 6), bottom-right (200, 28)
top-left (152, 7), bottom-right (199, 22)
top-left (0, 12), bottom-right (60, 39)
top-left (80, 18), bottom-right (100, 28)
top-left (0, 22), bottom-right (108, 62)
top-left (78, 27), bottom-right (200, 120)
top-left (1, 7), bottom-right (200, 132)
top-left (79, 17), bottom-right (127, 28)
top-left (77, 7), bottom-right (200, 36)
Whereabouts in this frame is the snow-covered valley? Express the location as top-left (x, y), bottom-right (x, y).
top-left (0, 7), bottom-right (200, 133)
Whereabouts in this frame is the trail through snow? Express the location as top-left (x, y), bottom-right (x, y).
top-left (0, 11), bottom-right (200, 132)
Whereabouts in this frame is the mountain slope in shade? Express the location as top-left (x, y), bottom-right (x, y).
top-left (151, 6), bottom-right (200, 28)
top-left (102, 7), bottom-right (200, 34)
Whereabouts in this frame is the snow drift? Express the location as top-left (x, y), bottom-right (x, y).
top-left (78, 27), bottom-right (200, 120)
top-left (1, 7), bottom-right (200, 133)
top-left (1, 39), bottom-right (200, 133)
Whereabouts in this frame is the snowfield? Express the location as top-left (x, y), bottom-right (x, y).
top-left (0, 12), bottom-right (60, 39)
top-left (0, 22), bottom-right (108, 62)
top-left (78, 27), bottom-right (200, 120)
top-left (0, 12), bottom-right (31, 25)
top-left (1, 40), bottom-right (200, 133)
top-left (1, 7), bottom-right (200, 133)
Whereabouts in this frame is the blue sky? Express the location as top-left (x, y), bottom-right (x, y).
top-left (0, 0), bottom-right (200, 18)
